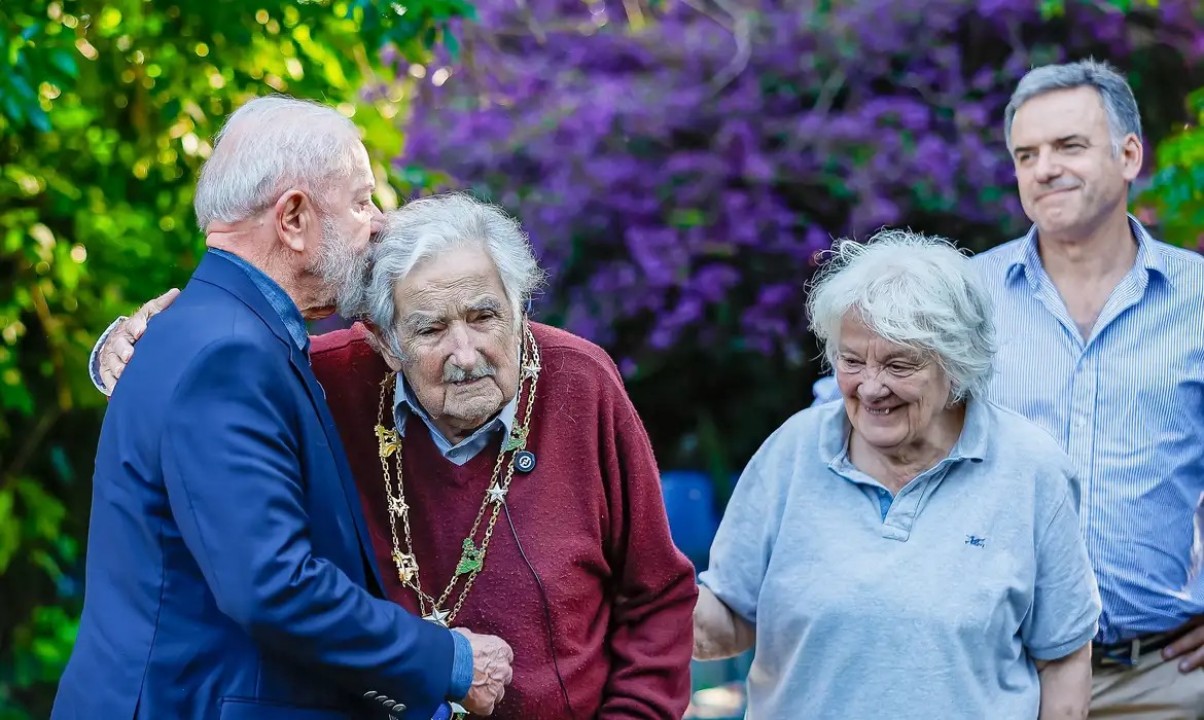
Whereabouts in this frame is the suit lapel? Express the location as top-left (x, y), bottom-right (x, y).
top-left (193, 252), bottom-right (385, 594)
top-left (290, 350), bottom-right (386, 593)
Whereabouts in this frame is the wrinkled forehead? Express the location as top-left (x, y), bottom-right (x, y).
top-left (836, 312), bottom-right (929, 361)
top-left (392, 246), bottom-right (510, 318)
top-left (1010, 86), bottom-right (1111, 147)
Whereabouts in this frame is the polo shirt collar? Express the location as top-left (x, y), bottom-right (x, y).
top-left (820, 394), bottom-right (991, 470)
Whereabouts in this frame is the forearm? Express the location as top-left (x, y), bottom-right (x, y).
top-left (172, 487), bottom-right (459, 704)
top-left (693, 585), bottom-right (755, 660)
top-left (598, 552), bottom-right (698, 719)
top-left (1037, 644), bottom-right (1092, 720)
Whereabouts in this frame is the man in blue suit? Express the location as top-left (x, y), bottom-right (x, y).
top-left (53, 96), bottom-right (513, 720)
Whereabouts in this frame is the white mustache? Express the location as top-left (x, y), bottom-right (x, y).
top-left (443, 360), bottom-right (496, 383)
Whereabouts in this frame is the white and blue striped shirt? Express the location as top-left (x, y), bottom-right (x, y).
top-left (975, 219), bottom-right (1204, 643)
top-left (811, 218), bottom-right (1204, 642)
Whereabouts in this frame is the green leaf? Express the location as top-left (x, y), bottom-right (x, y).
top-left (48, 49), bottom-right (79, 79)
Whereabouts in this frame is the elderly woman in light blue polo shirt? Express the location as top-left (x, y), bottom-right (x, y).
top-left (694, 230), bottom-right (1100, 719)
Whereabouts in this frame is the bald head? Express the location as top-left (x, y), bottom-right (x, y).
top-left (193, 96), bottom-right (362, 232)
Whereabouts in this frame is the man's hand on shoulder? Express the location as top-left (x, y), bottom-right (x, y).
top-left (97, 288), bottom-right (179, 392)
top-left (451, 628), bottom-right (513, 716)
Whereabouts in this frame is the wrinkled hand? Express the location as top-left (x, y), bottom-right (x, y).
top-left (1163, 618), bottom-right (1204, 672)
top-left (98, 288), bottom-right (179, 392)
top-left (452, 628), bottom-right (513, 716)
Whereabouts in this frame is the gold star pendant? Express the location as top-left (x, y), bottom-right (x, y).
top-left (423, 608), bottom-right (450, 627)
top-left (387, 496), bottom-right (409, 517)
top-left (486, 482), bottom-right (508, 505)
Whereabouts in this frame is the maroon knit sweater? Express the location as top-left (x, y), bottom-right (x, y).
top-left (311, 322), bottom-right (697, 720)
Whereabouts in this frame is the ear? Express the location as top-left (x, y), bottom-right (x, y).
top-left (361, 320), bottom-right (404, 372)
top-left (1120, 133), bottom-right (1143, 183)
top-left (274, 189), bottom-right (318, 254)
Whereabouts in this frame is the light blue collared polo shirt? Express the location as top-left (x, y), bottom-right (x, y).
top-left (700, 398), bottom-right (1100, 719)
top-left (808, 218), bottom-right (1204, 643)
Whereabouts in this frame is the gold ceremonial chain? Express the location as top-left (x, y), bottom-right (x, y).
top-left (373, 322), bottom-right (542, 628)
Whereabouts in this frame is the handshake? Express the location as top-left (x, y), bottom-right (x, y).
top-left (449, 628), bottom-right (514, 717)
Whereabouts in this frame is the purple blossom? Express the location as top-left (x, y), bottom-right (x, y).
top-left (396, 0), bottom-right (1204, 362)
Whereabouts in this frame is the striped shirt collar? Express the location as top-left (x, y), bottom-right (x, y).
top-left (1004, 214), bottom-right (1168, 290)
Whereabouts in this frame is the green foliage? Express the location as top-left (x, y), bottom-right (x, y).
top-left (1036, 0), bottom-right (1204, 249)
top-left (0, 1), bottom-right (463, 716)
top-left (1139, 86), bottom-right (1204, 250)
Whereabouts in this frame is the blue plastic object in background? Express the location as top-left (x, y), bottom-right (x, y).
top-left (660, 470), bottom-right (719, 568)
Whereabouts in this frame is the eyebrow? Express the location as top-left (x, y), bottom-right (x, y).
top-left (469, 297), bottom-right (503, 314)
top-left (401, 312), bottom-right (438, 332)
top-left (836, 348), bottom-right (922, 362)
top-left (400, 297), bottom-right (504, 330)
top-left (1013, 134), bottom-right (1090, 156)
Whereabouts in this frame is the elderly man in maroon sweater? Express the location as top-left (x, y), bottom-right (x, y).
top-left (93, 193), bottom-right (697, 720)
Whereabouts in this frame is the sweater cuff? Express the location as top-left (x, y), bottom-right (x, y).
top-left (448, 630), bottom-right (473, 701)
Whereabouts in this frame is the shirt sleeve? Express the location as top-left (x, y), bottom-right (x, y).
top-left (698, 430), bottom-right (789, 624)
top-left (88, 315), bottom-right (127, 396)
top-left (448, 631), bottom-right (473, 701)
top-left (1020, 481), bottom-right (1101, 661)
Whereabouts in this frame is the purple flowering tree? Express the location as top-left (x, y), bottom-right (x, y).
top-left (392, 0), bottom-right (1204, 477)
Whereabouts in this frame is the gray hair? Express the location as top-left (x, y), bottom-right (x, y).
top-left (363, 193), bottom-right (545, 356)
top-left (194, 95), bottom-right (361, 232)
top-left (1004, 59), bottom-right (1142, 156)
top-left (806, 229), bottom-right (996, 402)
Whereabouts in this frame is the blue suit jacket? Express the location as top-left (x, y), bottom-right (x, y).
top-left (53, 253), bottom-right (453, 720)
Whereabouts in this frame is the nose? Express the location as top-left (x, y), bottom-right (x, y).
top-left (857, 374), bottom-right (891, 402)
top-left (1033, 147), bottom-right (1061, 183)
top-left (446, 324), bottom-right (478, 370)
top-left (369, 203), bottom-right (385, 236)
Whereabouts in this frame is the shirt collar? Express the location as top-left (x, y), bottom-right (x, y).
top-left (1005, 214), bottom-right (1167, 288)
top-left (819, 394), bottom-right (990, 469)
top-left (391, 372), bottom-right (518, 446)
top-left (208, 248), bottom-right (310, 354)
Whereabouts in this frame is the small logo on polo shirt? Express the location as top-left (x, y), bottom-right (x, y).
top-left (965, 535), bottom-right (987, 548)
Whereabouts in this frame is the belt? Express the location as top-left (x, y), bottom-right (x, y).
top-left (1092, 631), bottom-right (1179, 668)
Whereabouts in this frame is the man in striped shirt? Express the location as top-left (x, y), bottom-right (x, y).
top-left (982, 60), bottom-right (1204, 715)
top-left (815, 60), bottom-right (1204, 715)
